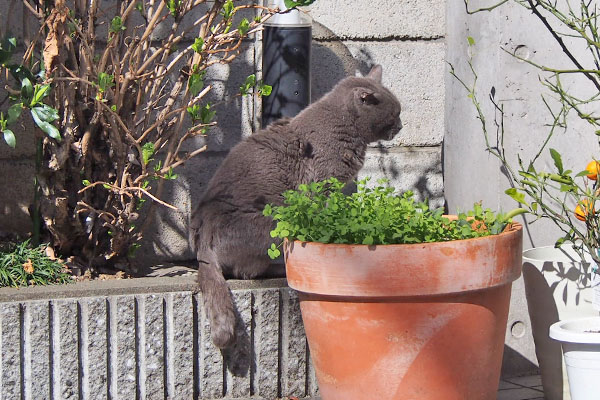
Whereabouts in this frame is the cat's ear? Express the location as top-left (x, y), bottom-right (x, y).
top-left (355, 89), bottom-right (380, 106)
top-left (366, 64), bottom-right (383, 82)
top-left (357, 90), bottom-right (379, 106)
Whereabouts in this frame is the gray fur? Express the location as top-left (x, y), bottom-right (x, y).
top-left (189, 65), bottom-right (402, 348)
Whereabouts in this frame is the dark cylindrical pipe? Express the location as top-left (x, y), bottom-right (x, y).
top-left (262, 1), bottom-right (312, 128)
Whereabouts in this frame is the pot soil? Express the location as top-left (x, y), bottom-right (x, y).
top-left (285, 222), bottom-right (523, 400)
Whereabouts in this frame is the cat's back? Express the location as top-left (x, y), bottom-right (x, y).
top-left (198, 118), bottom-right (304, 204)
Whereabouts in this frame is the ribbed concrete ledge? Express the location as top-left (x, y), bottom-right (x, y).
top-left (0, 277), bottom-right (317, 399)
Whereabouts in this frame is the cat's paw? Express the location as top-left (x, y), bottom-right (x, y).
top-left (211, 312), bottom-right (236, 348)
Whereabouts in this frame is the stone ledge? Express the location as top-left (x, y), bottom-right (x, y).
top-left (0, 275), bottom-right (287, 303)
top-left (0, 277), bottom-right (316, 399)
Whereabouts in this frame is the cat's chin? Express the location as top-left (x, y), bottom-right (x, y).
top-left (385, 131), bottom-right (399, 141)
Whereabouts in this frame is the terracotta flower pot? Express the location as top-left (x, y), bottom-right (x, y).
top-left (284, 222), bottom-right (523, 400)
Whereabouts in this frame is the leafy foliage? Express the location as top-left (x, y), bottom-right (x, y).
top-left (263, 178), bottom-right (516, 259)
top-left (0, 241), bottom-right (71, 287)
top-left (0, 43), bottom-right (61, 146)
top-left (240, 74), bottom-right (271, 96)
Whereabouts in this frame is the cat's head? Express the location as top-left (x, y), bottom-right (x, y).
top-left (337, 65), bottom-right (403, 143)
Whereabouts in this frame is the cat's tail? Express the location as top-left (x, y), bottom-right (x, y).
top-left (190, 214), bottom-right (236, 349)
top-left (197, 257), bottom-right (237, 348)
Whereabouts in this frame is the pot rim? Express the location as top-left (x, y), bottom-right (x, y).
top-left (284, 222), bottom-right (523, 297)
top-left (522, 245), bottom-right (593, 264)
top-left (550, 317), bottom-right (600, 344)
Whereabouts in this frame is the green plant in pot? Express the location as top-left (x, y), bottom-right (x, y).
top-left (450, 1), bottom-right (600, 399)
top-left (263, 177), bottom-right (524, 400)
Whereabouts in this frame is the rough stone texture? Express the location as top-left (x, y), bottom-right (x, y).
top-left (53, 300), bottom-right (79, 400)
top-left (81, 297), bottom-right (109, 400)
top-left (113, 296), bottom-right (137, 399)
top-left (307, 0), bottom-right (445, 40)
top-left (0, 110), bottom-right (37, 160)
top-left (0, 159), bottom-right (35, 237)
top-left (0, 280), bottom-right (315, 399)
top-left (170, 292), bottom-right (195, 398)
top-left (24, 301), bottom-right (51, 400)
top-left (502, 277), bottom-right (537, 377)
top-left (254, 289), bottom-right (280, 398)
top-left (281, 289), bottom-right (308, 398)
top-left (140, 294), bottom-right (165, 400)
top-left (1, 303), bottom-right (21, 399)
top-left (359, 147), bottom-right (444, 208)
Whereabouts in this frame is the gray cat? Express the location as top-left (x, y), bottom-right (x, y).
top-left (189, 65), bottom-right (402, 348)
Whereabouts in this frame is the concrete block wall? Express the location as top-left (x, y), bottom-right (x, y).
top-left (0, 278), bottom-right (315, 400)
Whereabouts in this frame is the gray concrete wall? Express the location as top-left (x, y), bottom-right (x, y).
top-left (445, 0), bottom-right (600, 377)
top-left (0, 277), bottom-right (316, 400)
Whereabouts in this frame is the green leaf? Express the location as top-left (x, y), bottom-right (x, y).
top-left (0, 36), bottom-right (17, 65)
top-left (102, 183), bottom-right (112, 189)
top-left (165, 167), bottom-right (178, 180)
top-left (240, 74), bottom-right (256, 95)
top-left (110, 16), bottom-right (126, 34)
top-left (221, 0), bottom-right (234, 19)
top-left (7, 103), bottom-right (23, 125)
top-left (200, 103), bottom-right (216, 124)
top-left (191, 37), bottom-right (204, 53)
top-left (505, 188), bottom-right (526, 204)
top-left (549, 148), bottom-right (563, 174)
top-left (142, 142), bottom-right (155, 165)
top-left (21, 77), bottom-right (33, 101)
top-left (82, 179), bottom-right (91, 186)
top-left (32, 104), bottom-right (59, 122)
top-left (187, 105), bottom-right (199, 121)
top-left (268, 247), bottom-right (280, 259)
top-left (31, 84), bottom-right (51, 106)
top-left (2, 129), bottom-right (16, 148)
top-left (263, 204), bottom-right (272, 216)
top-left (97, 72), bottom-right (115, 93)
top-left (258, 82), bottom-right (272, 97)
top-left (467, 36), bottom-right (475, 46)
top-left (188, 72), bottom-right (204, 96)
top-left (238, 18), bottom-right (250, 36)
top-left (30, 107), bottom-right (61, 141)
top-left (167, 0), bottom-right (181, 16)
